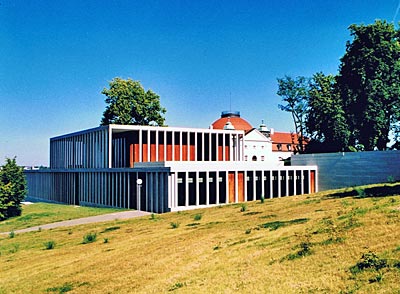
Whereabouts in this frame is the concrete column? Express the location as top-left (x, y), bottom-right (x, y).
top-left (286, 170), bottom-right (290, 196)
top-left (261, 170), bottom-right (265, 198)
top-left (154, 172), bottom-right (159, 212)
top-left (269, 170), bottom-right (273, 199)
top-left (172, 131), bottom-right (175, 161)
top-left (195, 171), bottom-right (199, 206)
top-left (155, 130), bottom-right (159, 162)
top-left (164, 130), bottom-right (167, 162)
top-left (206, 171), bottom-right (210, 205)
top-left (222, 133), bottom-right (225, 161)
top-left (185, 172), bottom-right (189, 207)
top-left (147, 130), bottom-right (151, 162)
top-left (278, 170), bottom-right (282, 198)
top-left (194, 132), bottom-right (198, 161)
top-left (180, 131), bottom-right (183, 161)
top-left (139, 129), bottom-right (142, 162)
top-left (201, 132), bottom-right (205, 161)
top-left (216, 172), bottom-right (220, 204)
top-left (253, 170), bottom-right (257, 200)
top-left (209, 134), bottom-right (212, 161)
top-left (244, 170), bottom-right (247, 201)
top-left (235, 171), bottom-right (238, 203)
top-left (168, 174), bottom-right (175, 209)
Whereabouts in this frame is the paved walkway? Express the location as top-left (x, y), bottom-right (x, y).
top-left (0, 210), bottom-right (151, 235)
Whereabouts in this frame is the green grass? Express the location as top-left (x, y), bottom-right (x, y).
top-left (0, 182), bottom-right (399, 293)
top-left (0, 203), bottom-right (125, 233)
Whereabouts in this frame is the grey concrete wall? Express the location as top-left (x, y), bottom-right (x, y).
top-left (291, 150), bottom-right (400, 191)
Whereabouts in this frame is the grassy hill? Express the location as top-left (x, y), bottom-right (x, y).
top-left (0, 203), bottom-right (124, 233)
top-left (1, 183), bottom-right (400, 293)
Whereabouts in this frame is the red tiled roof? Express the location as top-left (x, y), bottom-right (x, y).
top-left (270, 132), bottom-right (299, 152)
top-left (211, 117), bottom-right (253, 131)
top-left (270, 132), bottom-right (297, 144)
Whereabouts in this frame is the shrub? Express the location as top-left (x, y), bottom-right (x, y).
top-left (169, 282), bottom-right (185, 291)
top-left (9, 230), bottom-right (15, 238)
top-left (245, 229), bottom-right (251, 234)
top-left (82, 232), bottom-right (97, 244)
top-left (393, 261), bottom-right (400, 269)
top-left (193, 213), bottom-right (202, 221)
top-left (101, 226), bottom-right (120, 233)
top-left (46, 282), bottom-right (74, 293)
top-left (44, 240), bottom-right (56, 250)
top-left (260, 195), bottom-right (265, 203)
top-left (170, 222), bottom-right (180, 229)
top-left (0, 157), bottom-right (27, 220)
top-left (297, 241), bottom-right (312, 257)
top-left (350, 252), bottom-right (388, 274)
top-left (355, 188), bottom-right (366, 198)
top-left (9, 243), bottom-right (20, 253)
top-left (103, 238), bottom-right (109, 244)
top-left (260, 218), bottom-right (309, 231)
top-left (285, 241), bottom-right (313, 261)
top-left (240, 203), bottom-right (247, 212)
top-left (387, 175), bottom-right (395, 183)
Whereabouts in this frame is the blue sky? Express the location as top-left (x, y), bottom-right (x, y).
top-left (1, 0), bottom-right (399, 166)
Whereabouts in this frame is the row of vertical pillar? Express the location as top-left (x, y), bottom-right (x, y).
top-left (169, 168), bottom-right (316, 210)
top-left (112, 128), bottom-right (243, 166)
top-left (25, 170), bottom-right (170, 213)
top-left (50, 128), bottom-right (109, 169)
top-left (25, 167), bottom-right (317, 213)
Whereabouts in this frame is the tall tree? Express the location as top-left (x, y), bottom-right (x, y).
top-left (306, 72), bottom-right (350, 152)
top-left (101, 78), bottom-right (166, 126)
top-left (277, 76), bottom-right (309, 153)
top-left (337, 20), bottom-right (400, 150)
top-left (0, 157), bottom-right (27, 220)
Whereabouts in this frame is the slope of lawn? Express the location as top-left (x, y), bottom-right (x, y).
top-left (0, 183), bottom-right (399, 294)
top-left (0, 203), bottom-right (125, 233)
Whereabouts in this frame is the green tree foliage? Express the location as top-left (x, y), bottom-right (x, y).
top-left (278, 20), bottom-right (400, 152)
top-left (337, 20), bottom-right (400, 150)
top-left (101, 78), bottom-right (166, 126)
top-left (277, 76), bottom-right (309, 153)
top-left (306, 73), bottom-right (350, 152)
top-left (0, 158), bottom-right (27, 220)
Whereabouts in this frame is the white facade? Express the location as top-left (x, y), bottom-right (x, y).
top-left (26, 124), bottom-right (318, 213)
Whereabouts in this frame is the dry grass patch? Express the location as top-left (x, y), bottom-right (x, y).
top-left (0, 202), bottom-right (125, 233)
top-left (0, 183), bottom-right (399, 293)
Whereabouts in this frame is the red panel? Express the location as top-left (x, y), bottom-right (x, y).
top-left (182, 144), bottom-right (188, 161)
top-left (167, 144), bottom-right (173, 161)
top-left (225, 146), bottom-right (230, 161)
top-left (142, 144), bottom-right (148, 162)
top-left (190, 145), bottom-right (196, 161)
top-left (238, 172), bottom-right (244, 202)
top-left (134, 144), bottom-right (140, 163)
top-left (129, 144), bottom-right (134, 168)
top-left (150, 144), bottom-right (157, 162)
top-left (310, 170), bottom-right (316, 193)
top-left (218, 145), bottom-right (223, 161)
top-left (174, 144), bottom-right (180, 161)
top-left (158, 144), bottom-right (165, 161)
top-left (228, 172), bottom-right (235, 203)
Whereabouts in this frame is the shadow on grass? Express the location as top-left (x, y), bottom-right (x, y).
top-left (326, 183), bottom-right (400, 199)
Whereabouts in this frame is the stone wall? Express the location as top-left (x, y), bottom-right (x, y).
top-left (291, 150), bottom-right (400, 191)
